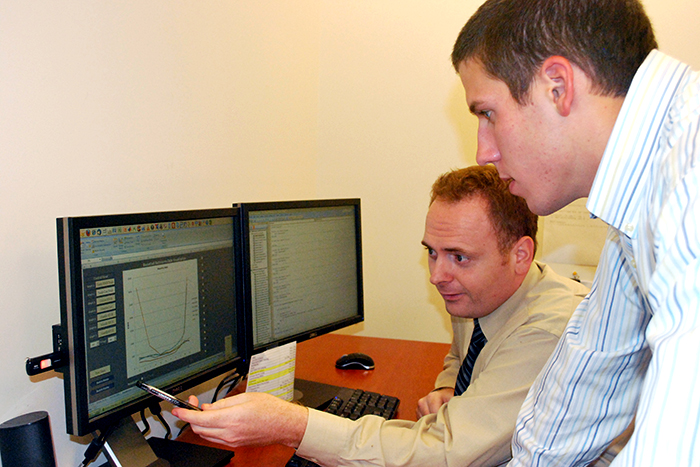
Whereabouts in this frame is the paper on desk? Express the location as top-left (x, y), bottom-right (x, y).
top-left (246, 341), bottom-right (296, 401)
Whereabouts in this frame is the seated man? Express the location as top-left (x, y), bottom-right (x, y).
top-left (174, 165), bottom-right (589, 466)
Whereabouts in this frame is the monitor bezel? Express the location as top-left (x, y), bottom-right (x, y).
top-left (238, 198), bottom-right (364, 355)
top-left (56, 207), bottom-right (247, 436)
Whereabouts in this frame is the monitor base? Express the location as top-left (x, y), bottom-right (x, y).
top-left (147, 437), bottom-right (234, 467)
top-left (293, 378), bottom-right (344, 410)
top-left (98, 416), bottom-right (233, 467)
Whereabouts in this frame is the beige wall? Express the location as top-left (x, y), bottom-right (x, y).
top-left (314, 2), bottom-right (477, 342)
top-left (1, 1), bottom-right (698, 465)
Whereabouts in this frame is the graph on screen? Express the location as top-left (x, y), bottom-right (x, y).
top-left (123, 259), bottom-right (201, 377)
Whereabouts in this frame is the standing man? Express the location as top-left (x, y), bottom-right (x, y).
top-left (174, 165), bottom-right (588, 466)
top-left (452, 0), bottom-right (700, 465)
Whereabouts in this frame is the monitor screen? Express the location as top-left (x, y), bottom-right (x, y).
top-left (239, 199), bottom-right (364, 353)
top-left (57, 208), bottom-right (245, 436)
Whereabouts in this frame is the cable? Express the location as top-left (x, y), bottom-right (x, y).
top-left (149, 402), bottom-right (172, 440)
top-left (79, 423), bottom-right (116, 467)
top-left (212, 371), bottom-right (243, 402)
top-left (139, 408), bottom-right (151, 435)
top-left (177, 421), bottom-right (191, 438)
top-left (156, 411), bottom-right (172, 440)
top-left (175, 371), bottom-right (243, 438)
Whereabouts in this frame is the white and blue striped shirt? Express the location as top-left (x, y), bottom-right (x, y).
top-left (511, 50), bottom-right (700, 466)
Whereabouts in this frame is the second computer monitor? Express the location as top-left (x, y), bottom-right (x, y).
top-left (239, 199), bottom-right (364, 353)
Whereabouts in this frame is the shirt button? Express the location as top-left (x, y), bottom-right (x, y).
top-left (624, 223), bottom-right (634, 233)
top-left (631, 259), bottom-right (637, 268)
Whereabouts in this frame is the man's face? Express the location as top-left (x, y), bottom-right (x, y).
top-left (457, 59), bottom-right (581, 216)
top-left (422, 196), bottom-right (521, 319)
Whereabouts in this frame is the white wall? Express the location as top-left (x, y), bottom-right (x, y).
top-left (1, 1), bottom-right (699, 465)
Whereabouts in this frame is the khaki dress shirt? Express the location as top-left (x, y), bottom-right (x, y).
top-left (296, 262), bottom-right (589, 466)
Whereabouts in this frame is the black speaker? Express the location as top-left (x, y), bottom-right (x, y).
top-left (0, 411), bottom-right (56, 467)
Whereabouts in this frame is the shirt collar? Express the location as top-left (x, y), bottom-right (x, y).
top-left (586, 50), bottom-right (692, 237)
top-left (479, 261), bottom-right (542, 339)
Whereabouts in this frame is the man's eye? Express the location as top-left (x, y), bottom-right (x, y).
top-left (454, 254), bottom-right (466, 262)
top-left (481, 110), bottom-right (493, 121)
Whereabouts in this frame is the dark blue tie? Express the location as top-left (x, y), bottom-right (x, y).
top-left (454, 318), bottom-right (487, 396)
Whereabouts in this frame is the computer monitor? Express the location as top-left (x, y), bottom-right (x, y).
top-left (56, 208), bottom-right (245, 465)
top-left (238, 199), bottom-right (364, 354)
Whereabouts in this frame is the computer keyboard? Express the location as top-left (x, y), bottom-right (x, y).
top-left (325, 387), bottom-right (400, 420)
top-left (285, 387), bottom-right (400, 467)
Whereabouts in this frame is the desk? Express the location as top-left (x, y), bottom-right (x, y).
top-left (178, 333), bottom-right (450, 466)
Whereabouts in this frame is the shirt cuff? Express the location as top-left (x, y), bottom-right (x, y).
top-left (297, 408), bottom-right (356, 464)
top-left (434, 371), bottom-right (457, 390)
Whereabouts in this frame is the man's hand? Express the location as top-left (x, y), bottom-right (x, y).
top-left (416, 387), bottom-right (454, 418)
top-left (172, 392), bottom-right (309, 449)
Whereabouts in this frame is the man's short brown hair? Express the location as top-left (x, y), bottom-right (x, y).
top-left (452, 0), bottom-right (657, 105)
top-left (430, 165), bottom-right (538, 255)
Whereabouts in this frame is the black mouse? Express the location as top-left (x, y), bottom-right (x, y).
top-left (335, 352), bottom-right (375, 370)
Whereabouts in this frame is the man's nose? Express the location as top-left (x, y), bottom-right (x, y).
top-left (429, 259), bottom-right (451, 285)
top-left (475, 127), bottom-right (500, 166)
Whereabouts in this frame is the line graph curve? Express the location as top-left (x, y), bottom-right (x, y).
top-left (124, 259), bottom-right (201, 377)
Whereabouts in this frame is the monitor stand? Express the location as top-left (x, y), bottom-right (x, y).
top-left (99, 416), bottom-right (234, 467)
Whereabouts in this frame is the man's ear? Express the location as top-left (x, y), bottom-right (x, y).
top-left (511, 236), bottom-right (534, 275)
top-left (540, 56), bottom-right (575, 117)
